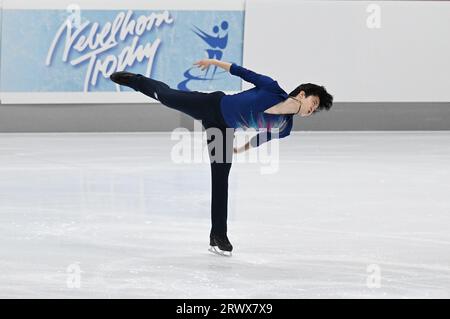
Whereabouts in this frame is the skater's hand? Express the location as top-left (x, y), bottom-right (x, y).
top-left (234, 142), bottom-right (251, 154)
top-left (193, 59), bottom-right (215, 71)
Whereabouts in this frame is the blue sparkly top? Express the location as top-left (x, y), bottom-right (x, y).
top-left (219, 63), bottom-right (293, 147)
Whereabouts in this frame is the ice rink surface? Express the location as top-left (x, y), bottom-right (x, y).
top-left (0, 131), bottom-right (449, 298)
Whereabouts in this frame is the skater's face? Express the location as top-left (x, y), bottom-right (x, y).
top-left (296, 91), bottom-right (320, 117)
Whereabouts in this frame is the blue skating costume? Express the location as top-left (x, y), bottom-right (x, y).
top-left (219, 63), bottom-right (293, 147)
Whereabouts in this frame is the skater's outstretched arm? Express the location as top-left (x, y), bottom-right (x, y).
top-left (228, 63), bottom-right (276, 88)
top-left (248, 119), bottom-right (293, 148)
top-left (193, 59), bottom-right (231, 72)
top-left (193, 59), bottom-right (275, 88)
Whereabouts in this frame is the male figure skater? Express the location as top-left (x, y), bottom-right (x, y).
top-left (110, 59), bottom-right (333, 256)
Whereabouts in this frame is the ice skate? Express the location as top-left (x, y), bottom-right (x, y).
top-left (208, 233), bottom-right (233, 257)
top-left (110, 71), bottom-right (136, 86)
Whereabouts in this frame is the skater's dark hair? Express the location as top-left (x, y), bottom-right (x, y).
top-left (289, 83), bottom-right (333, 114)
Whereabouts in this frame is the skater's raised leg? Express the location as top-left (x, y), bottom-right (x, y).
top-left (110, 71), bottom-right (170, 100)
top-left (110, 72), bottom-right (224, 121)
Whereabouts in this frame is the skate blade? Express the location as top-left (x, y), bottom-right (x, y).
top-left (208, 246), bottom-right (232, 257)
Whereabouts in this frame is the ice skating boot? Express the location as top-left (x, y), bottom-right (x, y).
top-left (209, 232), bottom-right (233, 257)
top-left (110, 71), bottom-right (137, 86)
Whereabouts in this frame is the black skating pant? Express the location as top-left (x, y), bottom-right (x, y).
top-left (127, 74), bottom-right (234, 235)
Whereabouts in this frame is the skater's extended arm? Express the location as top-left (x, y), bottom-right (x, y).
top-left (248, 119), bottom-right (293, 148)
top-left (193, 59), bottom-right (231, 72)
top-left (211, 59), bottom-right (232, 72)
top-left (193, 59), bottom-right (275, 88)
top-left (228, 63), bottom-right (276, 88)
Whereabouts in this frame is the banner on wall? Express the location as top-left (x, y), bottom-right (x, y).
top-left (0, 0), bottom-right (244, 104)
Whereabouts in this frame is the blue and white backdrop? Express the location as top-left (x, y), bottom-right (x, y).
top-left (0, 0), bottom-right (245, 104)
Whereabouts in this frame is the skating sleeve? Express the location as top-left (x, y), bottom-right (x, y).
top-left (249, 131), bottom-right (273, 148)
top-left (249, 125), bottom-right (292, 148)
top-left (230, 63), bottom-right (276, 88)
